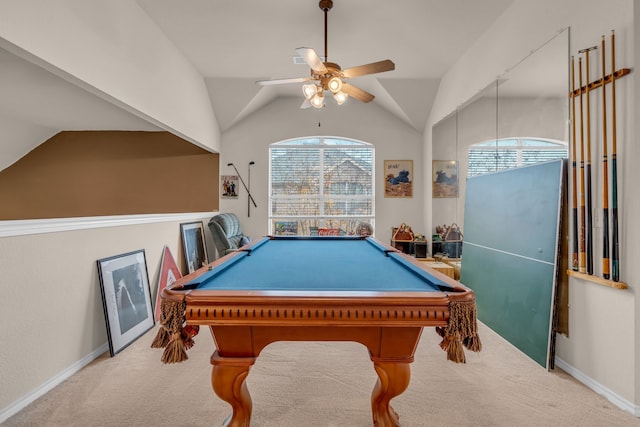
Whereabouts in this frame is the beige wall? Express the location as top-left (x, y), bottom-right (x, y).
top-left (0, 215), bottom-right (215, 415)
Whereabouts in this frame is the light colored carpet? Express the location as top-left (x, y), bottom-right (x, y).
top-left (4, 323), bottom-right (639, 427)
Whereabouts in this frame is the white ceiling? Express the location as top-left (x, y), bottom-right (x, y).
top-left (0, 0), bottom-right (516, 170)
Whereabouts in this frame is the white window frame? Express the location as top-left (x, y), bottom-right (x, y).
top-left (269, 136), bottom-right (375, 235)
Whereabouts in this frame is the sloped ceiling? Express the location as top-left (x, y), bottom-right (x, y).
top-left (139, 0), bottom-right (514, 132)
top-left (0, 0), bottom-right (515, 171)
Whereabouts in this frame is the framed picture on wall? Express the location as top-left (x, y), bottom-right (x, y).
top-left (180, 221), bottom-right (209, 274)
top-left (97, 250), bottom-right (154, 356)
top-left (221, 175), bottom-right (239, 199)
top-left (432, 160), bottom-right (459, 198)
top-left (384, 160), bottom-right (413, 198)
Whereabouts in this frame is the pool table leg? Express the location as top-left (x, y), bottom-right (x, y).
top-left (210, 350), bottom-right (256, 427)
top-left (370, 359), bottom-right (411, 427)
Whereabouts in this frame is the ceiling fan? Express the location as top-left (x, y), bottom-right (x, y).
top-left (255, 0), bottom-right (395, 108)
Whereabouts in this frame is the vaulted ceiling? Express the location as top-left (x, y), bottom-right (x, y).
top-left (0, 0), bottom-right (514, 171)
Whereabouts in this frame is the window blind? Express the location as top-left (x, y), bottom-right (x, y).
top-left (270, 138), bottom-right (374, 235)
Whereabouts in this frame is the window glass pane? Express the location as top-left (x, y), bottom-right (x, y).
top-left (271, 197), bottom-right (320, 216)
top-left (276, 138), bottom-right (321, 146)
top-left (468, 138), bottom-right (567, 177)
top-left (323, 138), bottom-right (369, 146)
top-left (322, 198), bottom-right (372, 215)
top-left (521, 150), bottom-right (568, 165)
top-left (521, 139), bottom-right (565, 147)
top-left (270, 138), bottom-right (374, 236)
top-left (476, 141), bottom-right (497, 147)
top-left (476, 139), bottom-right (517, 147)
top-left (496, 139), bottom-right (518, 147)
top-left (324, 148), bottom-right (373, 197)
top-left (468, 149), bottom-right (517, 177)
top-left (271, 148), bottom-right (320, 196)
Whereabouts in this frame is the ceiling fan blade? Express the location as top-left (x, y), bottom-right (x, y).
top-left (341, 60), bottom-right (395, 79)
top-left (300, 99), bottom-right (312, 109)
top-left (256, 77), bottom-right (310, 86)
top-left (296, 47), bottom-right (328, 74)
top-left (342, 83), bottom-right (375, 103)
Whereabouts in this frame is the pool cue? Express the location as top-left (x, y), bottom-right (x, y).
top-left (600, 35), bottom-right (610, 280)
top-left (610, 30), bottom-right (620, 282)
top-left (569, 56), bottom-right (579, 271)
top-left (228, 162), bottom-right (258, 209)
top-left (248, 161), bottom-right (255, 217)
top-left (580, 45), bottom-right (598, 275)
top-left (577, 57), bottom-right (586, 273)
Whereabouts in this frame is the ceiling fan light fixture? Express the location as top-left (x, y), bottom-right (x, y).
top-left (333, 90), bottom-right (348, 105)
top-left (327, 76), bottom-right (343, 93)
top-left (310, 92), bottom-right (324, 109)
top-left (302, 83), bottom-right (319, 99)
top-left (258, 0), bottom-right (394, 109)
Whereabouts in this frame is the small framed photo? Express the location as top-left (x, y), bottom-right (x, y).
top-left (221, 175), bottom-right (239, 199)
top-left (180, 221), bottom-right (209, 273)
top-left (97, 250), bottom-right (154, 356)
top-left (384, 160), bottom-right (413, 198)
top-left (432, 160), bottom-right (459, 198)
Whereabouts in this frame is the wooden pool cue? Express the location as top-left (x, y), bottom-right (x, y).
top-left (610, 30), bottom-right (620, 282)
top-left (570, 56), bottom-right (579, 271)
top-left (580, 45), bottom-right (597, 275)
top-left (601, 35), bottom-right (610, 280)
top-left (578, 56), bottom-right (586, 273)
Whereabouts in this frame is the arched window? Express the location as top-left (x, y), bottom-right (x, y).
top-left (468, 137), bottom-right (568, 177)
top-left (269, 137), bottom-right (374, 236)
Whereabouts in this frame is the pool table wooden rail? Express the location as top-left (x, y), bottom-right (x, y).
top-left (164, 288), bottom-right (456, 328)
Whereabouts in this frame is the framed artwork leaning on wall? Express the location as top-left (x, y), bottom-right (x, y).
top-left (180, 221), bottom-right (209, 274)
top-left (97, 249), bottom-right (154, 356)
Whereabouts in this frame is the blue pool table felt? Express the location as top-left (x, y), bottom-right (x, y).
top-left (186, 237), bottom-right (453, 292)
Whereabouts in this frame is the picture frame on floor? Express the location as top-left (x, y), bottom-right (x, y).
top-left (97, 249), bottom-right (154, 356)
top-left (154, 245), bottom-right (182, 322)
top-left (180, 221), bottom-right (209, 274)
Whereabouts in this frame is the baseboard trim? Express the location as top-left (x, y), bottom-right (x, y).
top-left (0, 343), bottom-right (109, 423)
top-left (555, 357), bottom-right (640, 417)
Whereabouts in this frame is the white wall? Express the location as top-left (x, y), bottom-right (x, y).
top-left (218, 96), bottom-right (425, 246)
top-left (425, 0), bottom-right (638, 415)
top-left (0, 0), bottom-right (220, 153)
top-left (432, 95), bottom-right (567, 234)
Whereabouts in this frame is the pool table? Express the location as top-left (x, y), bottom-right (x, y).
top-left (154, 236), bottom-right (480, 427)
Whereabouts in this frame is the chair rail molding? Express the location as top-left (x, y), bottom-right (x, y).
top-left (0, 212), bottom-right (217, 238)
